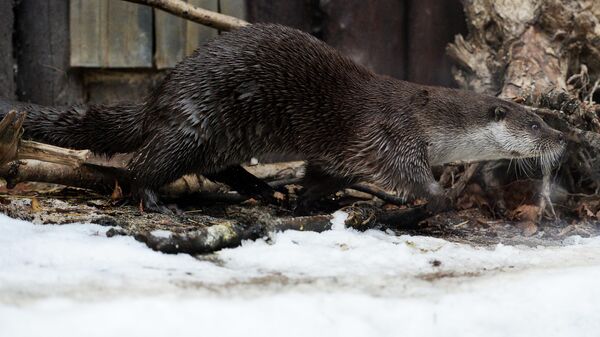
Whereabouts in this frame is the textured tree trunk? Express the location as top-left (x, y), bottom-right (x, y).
top-left (447, 0), bottom-right (600, 209)
top-left (448, 0), bottom-right (599, 106)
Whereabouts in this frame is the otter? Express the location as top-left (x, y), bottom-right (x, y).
top-left (0, 24), bottom-right (566, 212)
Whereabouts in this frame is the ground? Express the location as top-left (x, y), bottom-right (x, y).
top-left (1, 211), bottom-right (600, 337)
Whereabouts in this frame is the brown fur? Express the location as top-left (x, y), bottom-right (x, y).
top-left (0, 24), bottom-right (566, 212)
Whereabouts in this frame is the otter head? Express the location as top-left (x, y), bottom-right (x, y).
top-left (426, 93), bottom-right (565, 172)
top-left (483, 100), bottom-right (566, 172)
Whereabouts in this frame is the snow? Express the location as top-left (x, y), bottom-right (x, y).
top-left (1, 213), bottom-right (600, 337)
top-left (330, 209), bottom-right (349, 230)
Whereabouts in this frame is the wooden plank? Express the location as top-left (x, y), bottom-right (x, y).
top-left (70, 0), bottom-right (106, 67)
top-left (83, 70), bottom-right (167, 104)
top-left (155, 0), bottom-right (218, 68)
top-left (320, 0), bottom-right (406, 79)
top-left (106, 1), bottom-right (153, 67)
top-left (186, 0), bottom-right (219, 55)
top-left (0, 0), bottom-right (16, 99)
top-left (406, 0), bottom-right (467, 86)
top-left (70, 0), bottom-right (152, 68)
top-left (155, 10), bottom-right (186, 68)
top-left (16, 0), bottom-right (84, 105)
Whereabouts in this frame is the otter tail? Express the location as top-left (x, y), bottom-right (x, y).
top-left (0, 99), bottom-right (146, 155)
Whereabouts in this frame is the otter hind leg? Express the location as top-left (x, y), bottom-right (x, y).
top-left (205, 165), bottom-right (279, 204)
top-left (296, 163), bottom-right (358, 215)
top-left (128, 132), bottom-right (203, 213)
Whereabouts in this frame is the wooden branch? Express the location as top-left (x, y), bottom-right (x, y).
top-left (0, 110), bottom-right (92, 167)
top-left (19, 140), bottom-right (91, 167)
top-left (122, 0), bottom-right (249, 31)
top-left (0, 110), bottom-right (23, 165)
top-left (0, 160), bottom-right (127, 193)
top-left (351, 183), bottom-right (407, 205)
top-left (137, 204), bottom-right (429, 254)
top-left (446, 163), bottom-right (481, 200)
top-left (244, 161), bottom-right (305, 180)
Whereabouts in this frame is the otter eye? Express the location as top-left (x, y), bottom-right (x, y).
top-left (494, 107), bottom-right (506, 121)
top-left (531, 122), bottom-right (540, 131)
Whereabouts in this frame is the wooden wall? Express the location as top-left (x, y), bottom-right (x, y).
top-left (155, 0), bottom-right (219, 69)
top-left (0, 0), bottom-right (16, 100)
top-left (15, 0), bottom-right (84, 105)
top-left (0, 0), bottom-right (467, 105)
top-left (70, 0), bottom-right (153, 68)
top-left (406, 0), bottom-right (467, 87)
top-left (319, 0), bottom-right (407, 80)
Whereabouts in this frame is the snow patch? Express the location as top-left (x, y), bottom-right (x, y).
top-left (150, 229), bottom-right (172, 238)
top-left (330, 210), bottom-right (348, 230)
top-left (1, 214), bottom-right (600, 337)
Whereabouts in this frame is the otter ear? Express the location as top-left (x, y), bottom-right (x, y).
top-left (494, 107), bottom-right (506, 121)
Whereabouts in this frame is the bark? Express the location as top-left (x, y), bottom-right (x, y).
top-left (447, 0), bottom-right (599, 103)
top-left (447, 0), bottom-right (600, 211)
top-left (137, 204), bottom-right (429, 254)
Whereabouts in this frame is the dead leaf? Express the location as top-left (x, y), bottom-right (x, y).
top-left (510, 204), bottom-right (540, 222)
top-left (273, 191), bottom-right (286, 201)
top-left (517, 221), bottom-right (538, 236)
top-left (575, 199), bottom-right (600, 219)
top-left (455, 183), bottom-right (489, 211)
top-left (30, 197), bottom-right (42, 212)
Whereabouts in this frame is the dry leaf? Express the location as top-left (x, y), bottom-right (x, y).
top-left (273, 191), bottom-right (286, 201)
top-left (510, 204), bottom-right (540, 222)
top-left (30, 197), bottom-right (42, 212)
top-left (517, 221), bottom-right (538, 236)
top-left (455, 183), bottom-right (489, 210)
top-left (576, 200), bottom-right (600, 219)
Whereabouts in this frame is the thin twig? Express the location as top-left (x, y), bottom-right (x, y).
top-left (122, 0), bottom-right (249, 31)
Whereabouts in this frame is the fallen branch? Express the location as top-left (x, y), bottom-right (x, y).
top-left (0, 110), bottom-right (22, 165)
top-left (351, 183), bottom-right (407, 205)
top-left (244, 161), bottom-right (304, 180)
top-left (137, 204), bottom-right (429, 254)
top-left (19, 141), bottom-right (91, 167)
top-left (122, 0), bottom-right (249, 31)
top-left (0, 160), bottom-right (128, 193)
top-left (446, 163), bottom-right (480, 200)
top-left (0, 111), bottom-right (92, 167)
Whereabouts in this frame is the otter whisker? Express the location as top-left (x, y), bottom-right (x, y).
top-left (516, 158), bottom-right (533, 178)
top-left (507, 158), bottom-right (515, 175)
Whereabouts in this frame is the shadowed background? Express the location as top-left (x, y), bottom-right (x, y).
top-left (0, 0), bottom-right (466, 106)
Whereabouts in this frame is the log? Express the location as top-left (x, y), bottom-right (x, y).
top-left (0, 111), bottom-right (92, 167)
top-left (137, 204), bottom-right (429, 254)
top-left (244, 161), bottom-right (304, 180)
top-left (0, 110), bottom-right (22, 165)
top-left (0, 160), bottom-right (127, 193)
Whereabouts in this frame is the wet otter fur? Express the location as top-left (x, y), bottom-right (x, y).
top-left (0, 24), bottom-right (566, 212)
